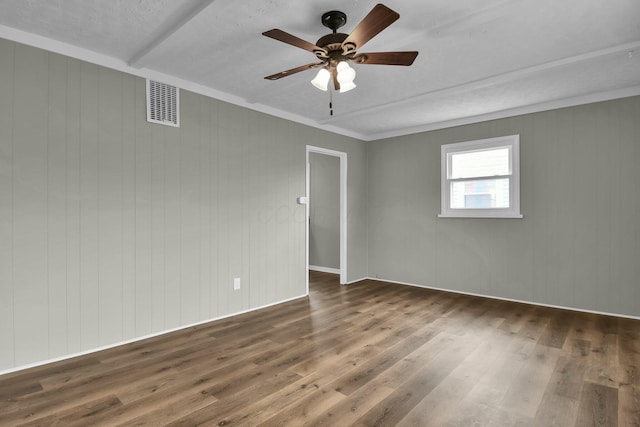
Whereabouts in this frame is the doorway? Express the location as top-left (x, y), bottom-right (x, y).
top-left (305, 146), bottom-right (347, 291)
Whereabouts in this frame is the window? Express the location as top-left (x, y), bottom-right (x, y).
top-left (439, 135), bottom-right (522, 218)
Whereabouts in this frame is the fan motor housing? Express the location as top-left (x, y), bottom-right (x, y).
top-left (316, 33), bottom-right (348, 51)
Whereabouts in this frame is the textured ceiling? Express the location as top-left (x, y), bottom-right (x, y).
top-left (0, 0), bottom-right (639, 141)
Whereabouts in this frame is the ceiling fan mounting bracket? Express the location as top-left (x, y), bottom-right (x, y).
top-left (321, 11), bottom-right (347, 33)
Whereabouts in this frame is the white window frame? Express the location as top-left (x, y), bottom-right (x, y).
top-left (439, 134), bottom-right (523, 219)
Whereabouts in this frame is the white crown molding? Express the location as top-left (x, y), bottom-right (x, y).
top-left (321, 39), bottom-right (640, 131)
top-left (0, 25), bottom-right (368, 141)
top-left (0, 24), bottom-right (638, 142)
top-left (368, 85), bottom-right (640, 141)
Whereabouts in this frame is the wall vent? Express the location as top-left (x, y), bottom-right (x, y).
top-left (146, 79), bottom-right (180, 127)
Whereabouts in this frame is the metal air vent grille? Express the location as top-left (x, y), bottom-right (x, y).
top-left (146, 79), bottom-right (180, 127)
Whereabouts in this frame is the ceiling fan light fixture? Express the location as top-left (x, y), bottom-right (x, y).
top-left (311, 68), bottom-right (331, 91)
top-left (339, 80), bottom-right (356, 93)
top-left (337, 61), bottom-right (356, 93)
top-left (264, 5), bottom-right (418, 104)
top-left (337, 61), bottom-right (356, 83)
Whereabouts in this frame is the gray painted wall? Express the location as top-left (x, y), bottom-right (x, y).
top-left (3, 35), bottom-right (637, 373)
top-left (368, 96), bottom-right (640, 318)
top-left (0, 39), bottom-right (367, 371)
top-left (302, 132), bottom-right (369, 282)
top-left (309, 152), bottom-right (340, 270)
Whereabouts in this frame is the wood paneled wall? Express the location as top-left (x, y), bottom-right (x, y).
top-left (0, 39), bottom-right (367, 371)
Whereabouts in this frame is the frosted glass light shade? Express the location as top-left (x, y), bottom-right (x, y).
top-left (311, 68), bottom-right (331, 91)
top-left (339, 80), bottom-right (356, 93)
top-left (337, 62), bottom-right (355, 79)
top-left (336, 61), bottom-right (356, 93)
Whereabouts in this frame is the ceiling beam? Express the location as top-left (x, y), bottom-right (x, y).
top-left (128, 0), bottom-right (218, 68)
top-left (319, 39), bottom-right (640, 125)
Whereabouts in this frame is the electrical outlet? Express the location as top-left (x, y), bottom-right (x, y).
top-left (233, 277), bottom-right (241, 290)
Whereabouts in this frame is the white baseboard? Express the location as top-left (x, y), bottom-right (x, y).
top-left (0, 293), bottom-right (308, 377)
top-left (364, 277), bottom-right (640, 321)
top-left (309, 265), bottom-right (340, 274)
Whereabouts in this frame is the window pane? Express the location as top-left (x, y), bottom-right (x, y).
top-left (450, 147), bottom-right (510, 179)
top-left (450, 178), bottom-right (510, 209)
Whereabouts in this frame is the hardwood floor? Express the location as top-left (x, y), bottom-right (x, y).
top-left (1, 271), bottom-right (638, 426)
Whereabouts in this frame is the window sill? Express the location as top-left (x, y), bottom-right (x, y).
top-left (438, 213), bottom-right (524, 219)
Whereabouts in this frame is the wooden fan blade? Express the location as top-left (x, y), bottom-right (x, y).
top-left (264, 62), bottom-right (326, 80)
top-left (263, 29), bottom-right (327, 56)
top-left (353, 51), bottom-right (418, 66)
top-left (341, 4), bottom-right (399, 54)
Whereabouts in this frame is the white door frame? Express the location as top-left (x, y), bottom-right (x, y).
top-left (306, 145), bottom-right (347, 291)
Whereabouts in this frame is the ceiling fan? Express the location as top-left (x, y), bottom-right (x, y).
top-left (262, 3), bottom-right (418, 94)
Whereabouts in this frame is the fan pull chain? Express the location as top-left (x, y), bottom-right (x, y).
top-left (329, 85), bottom-right (333, 116)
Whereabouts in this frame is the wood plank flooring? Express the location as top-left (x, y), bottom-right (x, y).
top-left (1, 271), bottom-right (638, 426)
